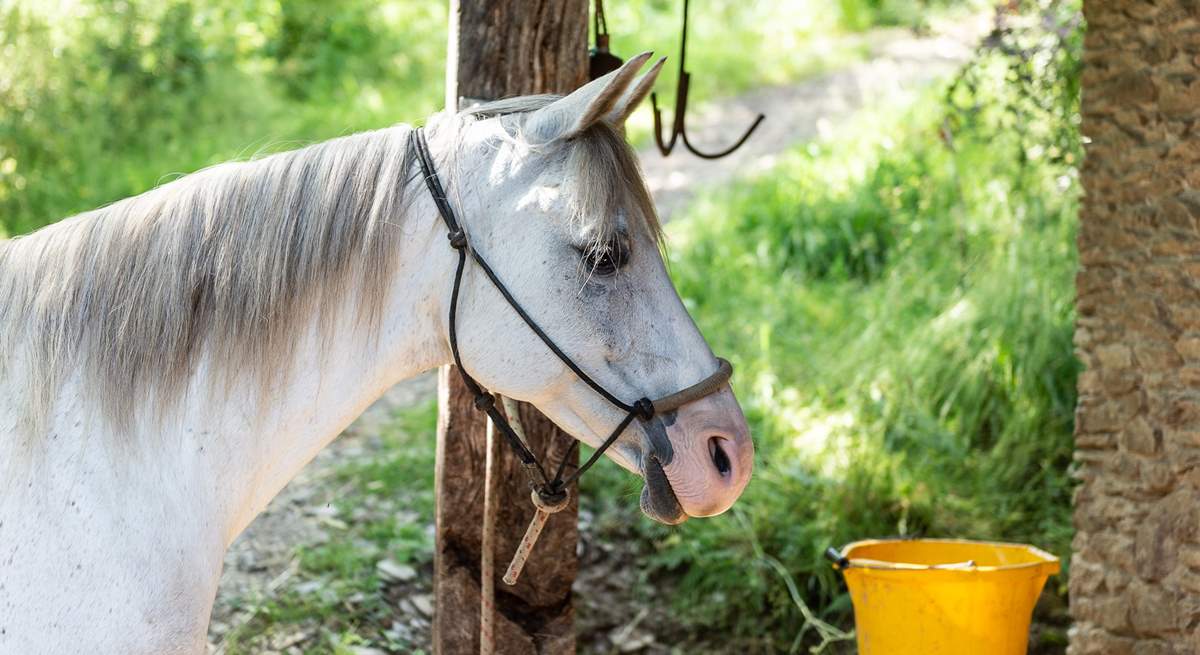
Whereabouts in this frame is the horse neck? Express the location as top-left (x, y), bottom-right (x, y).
top-left (194, 150), bottom-right (456, 547)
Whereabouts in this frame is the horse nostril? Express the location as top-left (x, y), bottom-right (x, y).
top-left (708, 437), bottom-right (732, 477)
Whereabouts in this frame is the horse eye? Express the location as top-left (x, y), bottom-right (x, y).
top-left (581, 240), bottom-right (626, 277)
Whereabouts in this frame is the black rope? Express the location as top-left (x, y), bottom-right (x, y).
top-left (411, 128), bottom-right (647, 496)
top-left (465, 249), bottom-right (637, 413)
top-left (453, 230), bottom-right (553, 484)
top-left (594, 0), bottom-right (609, 44)
top-left (558, 410), bottom-right (638, 488)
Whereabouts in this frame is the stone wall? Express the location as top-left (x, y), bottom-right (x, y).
top-left (1070, 1), bottom-right (1200, 653)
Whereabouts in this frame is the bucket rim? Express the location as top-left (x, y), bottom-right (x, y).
top-left (838, 538), bottom-right (1060, 575)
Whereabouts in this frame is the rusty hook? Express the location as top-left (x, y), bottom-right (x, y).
top-left (650, 0), bottom-right (765, 159)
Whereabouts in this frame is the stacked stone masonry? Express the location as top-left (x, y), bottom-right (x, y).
top-left (1071, 1), bottom-right (1200, 653)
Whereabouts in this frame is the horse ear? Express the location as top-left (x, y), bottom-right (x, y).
top-left (523, 51), bottom-right (654, 144)
top-left (605, 57), bottom-right (666, 126)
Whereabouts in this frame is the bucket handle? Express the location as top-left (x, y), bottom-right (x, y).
top-left (824, 547), bottom-right (850, 570)
top-left (825, 546), bottom-right (981, 572)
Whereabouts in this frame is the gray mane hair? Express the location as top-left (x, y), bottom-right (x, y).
top-left (0, 125), bottom-right (415, 435)
top-left (0, 99), bottom-right (660, 437)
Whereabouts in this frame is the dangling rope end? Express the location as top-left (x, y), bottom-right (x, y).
top-left (502, 487), bottom-right (571, 586)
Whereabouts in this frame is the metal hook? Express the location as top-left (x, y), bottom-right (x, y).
top-left (650, 0), bottom-right (765, 159)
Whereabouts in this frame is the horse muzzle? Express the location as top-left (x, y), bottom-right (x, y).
top-left (640, 384), bottom-right (753, 523)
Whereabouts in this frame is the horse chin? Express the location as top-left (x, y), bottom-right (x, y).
top-left (639, 456), bottom-right (688, 525)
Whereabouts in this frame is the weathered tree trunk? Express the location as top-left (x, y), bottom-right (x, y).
top-left (434, 3), bottom-right (588, 654)
top-left (1069, 1), bottom-right (1200, 653)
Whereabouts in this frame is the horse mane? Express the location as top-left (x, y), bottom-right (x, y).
top-left (0, 125), bottom-right (416, 434)
top-left (0, 97), bottom-right (660, 436)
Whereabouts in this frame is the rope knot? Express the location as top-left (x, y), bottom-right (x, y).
top-left (531, 487), bottom-right (570, 514)
top-left (474, 393), bottom-right (496, 411)
top-left (447, 229), bottom-right (467, 249)
top-left (633, 397), bottom-right (655, 422)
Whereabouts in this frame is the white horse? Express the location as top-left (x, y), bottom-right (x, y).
top-left (0, 54), bottom-right (752, 654)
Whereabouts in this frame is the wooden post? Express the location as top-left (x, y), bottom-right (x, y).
top-left (434, 3), bottom-right (589, 654)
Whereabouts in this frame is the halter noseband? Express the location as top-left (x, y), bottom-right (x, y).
top-left (410, 127), bottom-right (732, 506)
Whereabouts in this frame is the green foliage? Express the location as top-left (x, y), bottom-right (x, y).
top-left (836, 0), bottom-right (982, 32)
top-left (0, 0), bottom-right (970, 238)
top-left (264, 0), bottom-right (391, 99)
top-left (581, 2), bottom-right (1082, 650)
top-left (0, 0), bottom-right (448, 237)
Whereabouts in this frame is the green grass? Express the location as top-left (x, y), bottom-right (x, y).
top-left (658, 111), bottom-right (1076, 631)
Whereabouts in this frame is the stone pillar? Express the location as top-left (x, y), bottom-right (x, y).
top-left (1070, 1), bottom-right (1200, 653)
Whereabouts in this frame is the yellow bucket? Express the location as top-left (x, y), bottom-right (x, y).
top-left (832, 539), bottom-right (1059, 655)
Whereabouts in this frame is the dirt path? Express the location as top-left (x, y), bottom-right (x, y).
top-left (208, 14), bottom-right (990, 653)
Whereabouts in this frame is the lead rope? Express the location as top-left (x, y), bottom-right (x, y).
top-left (481, 396), bottom-right (571, 655)
top-left (497, 396), bottom-right (571, 586)
top-left (480, 410), bottom-right (499, 655)
top-left (503, 397), bottom-right (571, 586)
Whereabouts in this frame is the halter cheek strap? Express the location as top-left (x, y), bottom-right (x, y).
top-left (409, 127), bottom-right (732, 505)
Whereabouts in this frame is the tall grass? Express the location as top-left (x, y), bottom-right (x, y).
top-left (582, 3), bottom-right (1082, 650)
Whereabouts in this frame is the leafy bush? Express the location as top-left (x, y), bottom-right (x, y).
top-left (263, 0), bottom-right (390, 99)
top-left (838, 0), bottom-right (975, 31)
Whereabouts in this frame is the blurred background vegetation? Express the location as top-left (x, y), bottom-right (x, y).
top-left (0, 0), bottom-right (969, 236)
top-left (1, 0), bottom-right (1082, 652)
